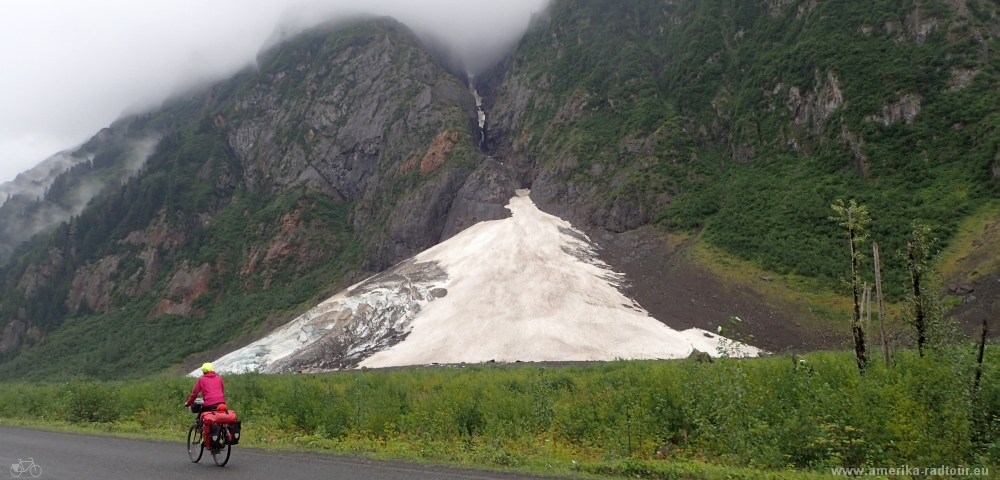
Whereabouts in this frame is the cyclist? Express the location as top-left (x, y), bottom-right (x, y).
top-left (185, 363), bottom-right (227, 412)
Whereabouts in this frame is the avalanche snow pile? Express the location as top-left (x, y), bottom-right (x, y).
top-left (200, 190), bottom-right (757, 375)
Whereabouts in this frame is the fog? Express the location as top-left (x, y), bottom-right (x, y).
top-left (0, 137), bottom-right (158, 258)
top-left (0, 0), bottom-right (550, 184)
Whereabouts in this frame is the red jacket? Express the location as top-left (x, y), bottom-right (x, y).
top-left (185, 371), bottom-right (226, 406)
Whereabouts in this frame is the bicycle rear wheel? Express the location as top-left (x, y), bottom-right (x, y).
top-left (187, 424), bottom-right (204, 462)
top-left (212, 441), bottom-right (231, 467)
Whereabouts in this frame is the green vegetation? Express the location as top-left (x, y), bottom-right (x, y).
top-left (503, 0), bottom-right (1000, 298)
top-left (0, 193), bottom-right (359, 381)
top-left (936, 200), bottom-right (1000, 292)
top-left (1, 351), bottom-right (996, 477)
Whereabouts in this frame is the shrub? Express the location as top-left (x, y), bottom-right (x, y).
top-left (67, 382), bottom-right (121, 423)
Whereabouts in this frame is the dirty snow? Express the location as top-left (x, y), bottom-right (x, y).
top-left (198, 190), bottom-right (756, 376)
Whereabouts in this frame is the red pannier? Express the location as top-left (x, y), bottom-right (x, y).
top-left (200, 409), bottom-right (238, 425)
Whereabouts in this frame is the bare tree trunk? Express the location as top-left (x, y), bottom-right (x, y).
top-left (849, 217), bottom-right (867, 373)
top-left (974, 319), bottom-right (988, 395)
top-left (873, 243), bottom-right (890, 366)
top-left (864, 284), bottom-right (872, 344)
top-left (859, 283), bottom-right (866, 328)
top-left (908, 241), bottom-right (925, 357)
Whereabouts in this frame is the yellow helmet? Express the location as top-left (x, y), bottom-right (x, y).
top-left (201, 363), bottom-right (214, 373)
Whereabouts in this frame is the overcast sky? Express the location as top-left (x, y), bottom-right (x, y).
top-left (0, 0), bottom-right (549, 184)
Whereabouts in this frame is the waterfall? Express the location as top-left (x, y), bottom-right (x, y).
top-left (468, 76), bottom-right (486, 149)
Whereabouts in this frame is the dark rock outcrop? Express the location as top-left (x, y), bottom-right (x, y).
top-left (370, 168), bottom-right (468, 269)
top-left (687, 348), bottom-right (714, 364)
top-left (0, 320), bottom-right (27, 355)
top-left (440, 159), bottom-right (519, 240)
top-left (228, 19), bottom-right (479, 203)
top-left (225, 19), bottom-right (488, 270)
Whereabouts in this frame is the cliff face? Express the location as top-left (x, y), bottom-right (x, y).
top-left (0, 19), bottom-right (516, 379)
top-left (231, 25), bottom-right (470, 199)
top-left (217, 19), bottom-right (513, 269)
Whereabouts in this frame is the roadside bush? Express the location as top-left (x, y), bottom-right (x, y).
top-left (66, 382), bottom-right (121, 423)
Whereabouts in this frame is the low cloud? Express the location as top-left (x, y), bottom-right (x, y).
top-left (0, 148), bottom-right (89, 204)
top-left (0, 137), bottom-right (159, 258)
top-left (0, 0), bottom-right (551, 184)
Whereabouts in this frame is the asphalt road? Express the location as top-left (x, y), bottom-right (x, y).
top-left (0, 427), bottom-right (558, 480)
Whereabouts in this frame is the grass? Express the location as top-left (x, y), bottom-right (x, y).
top-left (689, 233), bottom-right (853, 327)
top-left (937, 200), bottom-right (1000, 287)
top-left (2, 350), bottom-right (996, 478)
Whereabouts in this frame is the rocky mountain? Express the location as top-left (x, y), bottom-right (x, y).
top-left (2, 0), bottom-right (1000, 379)
top-left (0, 19), bottom-right (516, 379)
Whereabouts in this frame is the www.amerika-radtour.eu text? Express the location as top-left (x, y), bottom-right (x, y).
top-left (831, 466), bottom-right (990, 477)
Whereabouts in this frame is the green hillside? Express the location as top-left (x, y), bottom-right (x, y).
top-left (488, 0), bottom-right (1000, 297)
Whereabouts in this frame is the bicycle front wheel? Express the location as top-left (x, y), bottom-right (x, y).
top-left (28, 465), bottom-right (41, 477)
top-left (187, 424), bottom-right (204, 462)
